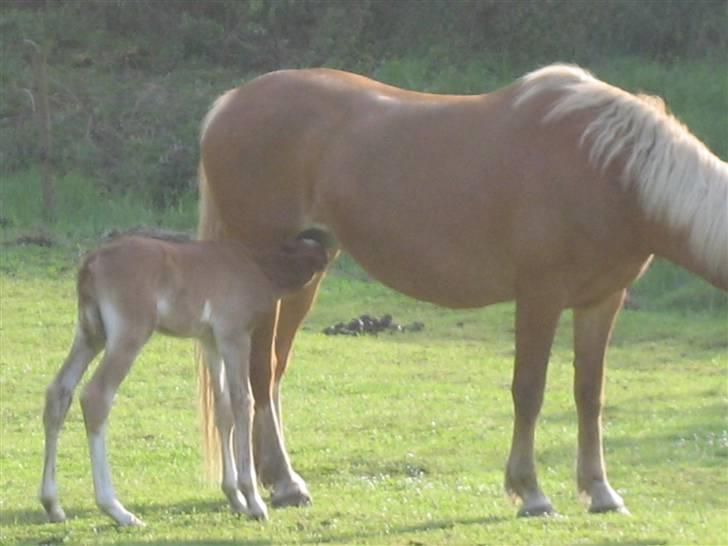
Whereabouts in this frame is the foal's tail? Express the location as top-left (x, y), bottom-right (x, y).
top-left (76, 252), bottom-right (107, 346)
top-left (196, 162), bottom-right (224, 482)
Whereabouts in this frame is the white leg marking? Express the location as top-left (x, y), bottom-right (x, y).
top-left (40, 330), bottom-right (99, 523)
top-left (88, 428), bottom-right (144, 526)
top-left (203, 341), bottom-right (247, 513)
top-left (220, 334), bottom-right (268, 520)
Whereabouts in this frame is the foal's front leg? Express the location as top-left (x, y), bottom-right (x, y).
top-left (573, 290), bottom-right (628, 513)
top-left (201, 340), bottom-right (248, 514)
top-left (219, 332), bottom-right (268, 520)
top-left (505, 282), bottom-right (563, 516)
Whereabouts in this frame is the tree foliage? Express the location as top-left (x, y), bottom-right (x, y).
top-left (6, 0), bottom-right (725, 70)
top-left (2, 0), bottom-right (726, 208)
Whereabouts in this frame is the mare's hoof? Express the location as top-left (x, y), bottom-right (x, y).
top-left (271, 489), bottom-right (312, 508)
top-left (517, 503), bottom-right (556, 517)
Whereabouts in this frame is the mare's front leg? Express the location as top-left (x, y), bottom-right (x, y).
top-left (253, 279), bottom-right (323, 508)
top-left (201, 341), bottom-right (247, 514)
top-left (220, 331), bottom-right (268, 520)
top-left (40, 329), bottom-right (101, 522)
top-left (505, 279), bottom-right (563, 516)
top-left (80, 321), bottom-right (151, 526)
top-left (573, 289), bottom-right (628, 513)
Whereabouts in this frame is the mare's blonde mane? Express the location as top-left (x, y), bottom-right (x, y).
top-left (515, 64), bottom-right (728, 279)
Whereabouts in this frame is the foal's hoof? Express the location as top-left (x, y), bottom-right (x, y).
top-left (119, 514), bottom-right (146, 527)
top-left (46, 507), bottom-right (67, 523)
top-left (41, 498), bottom-right (67, 523)
top-left (110, 510), bottom-right (145, 527)
top-left (271, 489), bottom-right (312, 508)
top-left (248, 507), bottom-right (269, 521)
top-left (225, 491), bottom-right (248, 514)
top-left (243, 494), bottom-right (269, 522)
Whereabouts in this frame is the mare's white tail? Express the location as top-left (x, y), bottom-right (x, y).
top-left (196, 162), bottom-right (226, 481)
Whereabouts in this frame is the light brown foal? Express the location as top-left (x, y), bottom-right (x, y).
top-left (197, 63), bottom-right (727, 517)
top-left (40, 230), bottom-right (331, 525)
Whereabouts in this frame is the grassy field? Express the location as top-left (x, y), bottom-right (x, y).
top-left (1, 244), bottom-right (726, 545)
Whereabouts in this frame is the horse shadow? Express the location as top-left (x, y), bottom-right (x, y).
top-left (2, 500), bottom-right (508, 545)
top-left (1, 504), bottom-right (674, 546)
top-left (298, 515), bottom-right (508, 544)
top-left (0, 498), bottom-right (225, 527)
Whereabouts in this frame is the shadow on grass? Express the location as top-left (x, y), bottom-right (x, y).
top-left (2, 501), bottom-right (508, 545)
top-left (0, 499), bottom-right (227, 527)
top-left (303, 515), bottom-right (508, 544)
top-left (96, 516), bottom-right (508, 546)
top-left (10, 533), bottom-right (670, 546)
top-left (108, 541), bottom-right (273, 546)
top-left (584, 538), bottom-right (668, 546)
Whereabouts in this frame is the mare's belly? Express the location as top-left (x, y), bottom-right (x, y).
top-left (337, 231), bottom-right (516, 309)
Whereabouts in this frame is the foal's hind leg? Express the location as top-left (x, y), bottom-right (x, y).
top-left (200, 340), bottom-right (247, 514)
top-left (80, 318), bottom-right (151, 526)
top-left (40, 329), bottom-right (101, 522)
top-left (573, 289), bottom-right (628, 514)
top-left (505, 280), bottom-right (563, 516)
top-left (253, 276), bottom-right (323, 507)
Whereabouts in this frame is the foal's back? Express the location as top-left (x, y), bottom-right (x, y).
top-left (80, 233), bottom-right (330, 341)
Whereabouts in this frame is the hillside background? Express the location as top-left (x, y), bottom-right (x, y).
top-left (1, 0), bottom-right (727, 311)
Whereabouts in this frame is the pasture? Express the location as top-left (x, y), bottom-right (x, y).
top-left (1, 244), bottom-right (726, 545)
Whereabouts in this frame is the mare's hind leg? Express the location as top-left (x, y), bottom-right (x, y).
top-left (40, 329), bottom-right (101, 522)
top-left (200, 340), bottom-right (247, 514)
top-left (573, 289), bottom-right (628, 514)
top-left (505, 279), bottom-right (563, 516)
top-left (80, 314), bottom-right (152, 526)
top-left (253, 274), bottom-right (324, 507)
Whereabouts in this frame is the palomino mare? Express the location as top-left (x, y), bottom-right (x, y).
top-left (197, 64), bottom-right (727, 516)
top-left (40, 232), bottom-right (331, 525)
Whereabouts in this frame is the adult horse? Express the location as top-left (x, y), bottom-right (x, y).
top-left (197, 64), bottom-right (727, 516)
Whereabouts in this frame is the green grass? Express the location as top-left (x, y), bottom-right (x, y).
top-left (1, 245), bottom-right (726, 545)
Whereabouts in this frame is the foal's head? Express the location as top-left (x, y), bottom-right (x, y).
top-left (261, 229), bottom-right (334, 293)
